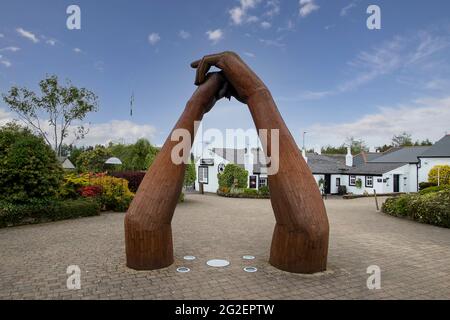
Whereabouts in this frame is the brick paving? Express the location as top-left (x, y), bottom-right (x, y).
top-left (0, 194), bottom-right (449, 300)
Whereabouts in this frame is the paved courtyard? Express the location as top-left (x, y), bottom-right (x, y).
top-left (0, 194), bottom-right (449, 300)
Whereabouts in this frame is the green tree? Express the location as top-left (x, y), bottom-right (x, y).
top-left (321, 137), bottom-right (368, 155)
top-left (0, 122), bottom-right (63, 203)
top-left (107, 139), bottom-right (159, 171)
top-left (2, 75), bottom-right (98, 156)
top-left (76, 145), bottom-right (111, 173)
top-left (184, 162), bottom-right (196, 187)
top-left (218, 163), bottom-right (248, 189)
top-left (428, 165), bottom-right (450, 185)
top-left (392, 132), bottom-right (413, 147)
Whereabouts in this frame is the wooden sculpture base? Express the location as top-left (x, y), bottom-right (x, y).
top-left (269, 223), bottom-right (328, 274)
top-left (125, 222), bottom-right (174, 270)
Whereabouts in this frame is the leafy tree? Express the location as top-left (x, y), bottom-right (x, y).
top-left (0, 122), bottom-right (63, 203)
top-left (2, 75), bottom-right (98, 156)
top-left (184, 162), bottom-right (196, 187)
top-left (414, 139), bottom-right (433, 146)
top-left (392, 132), bottom-right (413, 147)
top-left (321, 137), bottom-right (368, 155)
top-left (428, 165), bottom-right (450, 185)
top-left (218, 163), bottom-right (248, 189)
top-left (377, 144), bottom-right (392, 153)
top-left (76, 145), bottom-right (111, 173)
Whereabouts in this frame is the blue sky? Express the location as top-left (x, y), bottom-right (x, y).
top-left (1, 0), bottom-right (450, 151)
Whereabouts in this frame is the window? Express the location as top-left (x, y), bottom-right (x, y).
top-left (365, 176), bottom-right (373, 188)
top-left (198, 166), bottom-right (208, 184)
top-left (249, 176), bottom-right (257, 189)
top-left (259, 177), bottom-right (268, 188)
top-left (336, 178), bottom-right (341, 187)
top-left (349, 175), bottom-right (356, 186)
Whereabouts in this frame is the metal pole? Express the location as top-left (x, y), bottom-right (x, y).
top-left (437, 167), bottom-right (440, 186)
top-left (303, 131), bottom-right (307, 150)
top-left (374, 189), bottom-right (379, 211)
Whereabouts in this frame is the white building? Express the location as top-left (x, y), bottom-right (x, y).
top-left (194, 135), bottom-right (450, 195)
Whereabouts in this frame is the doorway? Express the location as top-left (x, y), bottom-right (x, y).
top-left (393, 174), bottom-right (400, 193)
top-left (324, 174), bottom-right (331, 195)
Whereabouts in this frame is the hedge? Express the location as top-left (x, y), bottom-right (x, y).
top-left (0, 198), bottom-right (101, 228)
top-left (217, 187), bottom-right (270, 199)
top-left (382, 190), bottom-right (450, 228)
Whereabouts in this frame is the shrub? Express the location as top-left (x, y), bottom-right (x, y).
top-left (419, 185), bottom-right (450, 195)
top-left (0, 198), bottom-right (100, 228)
top-left (243, 188), bottom-right (259, 196)
top-left (428, 165), bottom-right (450, 185)
top-left (78, 185), bottom-right (103, 198)
top-left (382, 190), bottom-right (450, 228)
top-left (110, 171), bottom-right (146, 193)
top-left (218, 164), bottom-right (248, 189)
top-left (59, 173), bottom-right (90, 199)
top-left (76, 146), bottom-right (111, 173)
top-left (258, 185), bottom-right (270, 196)
top-left (419, 181), bottom-right (437, 190)
top-left (0, 123), bottom-right (63, 203)
top-left (90, 175), bottom-right (134, 212)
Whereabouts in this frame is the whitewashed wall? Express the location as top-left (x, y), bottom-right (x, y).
top-left (418, 157), bottom-right (450, 184)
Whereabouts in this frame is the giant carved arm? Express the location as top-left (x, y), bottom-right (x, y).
top-left (192, 52), bottom-right (329, 273)
top-left (125, 73), bottom-right (228, 270)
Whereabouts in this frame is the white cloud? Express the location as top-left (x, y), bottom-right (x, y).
top-left (0, 108), bottom-right (13, 126)
top-left (244, 52), bottom-right (256, 58)
top-left (0, 110), bottom-right (157, 147)
top-left (299, 0), bottom-right (320, 18)
top-left (299, 29), bottom-right (450, 100)
top-left (0, 47), bottom-right (20, 52)
top-left (16, 27), bottom-right (39, 43)
top-left (178, 30), bottom-right (191, 39)
top-left (261, 21), bottom-right (271, 29)
top-left (75, 120), bottom-right (157, 146)
top-left (46, 39), bottom-right (57, 46)
top-left (148, 33), bottom-right (161, 45)
top-left (305, 96), bottom-right (450, 147)
top-left (265, 0), bottom-right (280, 17)
top-left (206, 29), bottom-right (224, 44)
top-left (0, 59), bottom-right (12, 68)
top-left (229, 0), bottom-right (261, 25)
top-left (340, 2), bottom-right (357, 17)
top-left (0, 33), bottom-right (4, 38)
top-left (73, 48), bottom-right (82, 53)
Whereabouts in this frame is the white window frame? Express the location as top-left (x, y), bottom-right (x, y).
top-left (198, 166), bottom-right (208, 184)
top-left (258, 177), bottom-right (268, 188)
top-left (349, 175), bottom-right (356, 186)
top-left (365, 176), bottom-right (373, 188)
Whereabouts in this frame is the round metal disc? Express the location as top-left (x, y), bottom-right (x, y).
top-left (206, 259), bottom-right (230, 268)
top-left (243, 267), bottom-right (258, 273)
top-left (183, 255), bottom-right (196, 261)
top-left (176, 267), bottom-right (190, 273)
top-left (242, 255), bottom-right (255, 260)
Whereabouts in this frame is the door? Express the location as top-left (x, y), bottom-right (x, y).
top-left (324, 174), bottom-right (331, 195)
top-left (393, 174), bottom-right (400, 193)
top-left (249, 176), bottom-right (257, 189)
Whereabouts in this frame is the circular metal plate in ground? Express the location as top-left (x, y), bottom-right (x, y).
top-left (242, 255), bottom-right (255, 260)
top-left (243, 267), bottom-right (258, 273)
top-left (176, 267), bottom-right (190, 273)
top-left (183, 255), bottom-right (196, 261)
top-left (206, 259), bottom-right (230, 268)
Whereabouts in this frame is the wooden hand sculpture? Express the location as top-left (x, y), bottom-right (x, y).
top-left (192, 52), bottom-right (329, 273)
top-left (125, 73), bottom-right (228, 270)
top-left (125, 52), bottom-right (329, 274)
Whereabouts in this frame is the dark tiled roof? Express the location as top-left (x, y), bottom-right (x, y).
top-left (419, 135), bottom-right (450, 157)
top-left (306, 153), bottom-right (350, 174)
top-left (347, 162), bottom-right (405, 175)
top-left (353, 152), bottom-right (383, 166)
top-left (368, 146), bottom-right (429, 163)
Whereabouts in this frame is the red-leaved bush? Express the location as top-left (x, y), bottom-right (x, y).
top-left (78, 185), bottom-right (103, 198)
top-left (109, 171), bottom-right (146, 192)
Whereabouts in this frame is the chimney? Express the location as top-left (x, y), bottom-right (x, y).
top-left (302, 149), bottom-right (308, 163)
top-left (345, 146), bottom-right (353, 167)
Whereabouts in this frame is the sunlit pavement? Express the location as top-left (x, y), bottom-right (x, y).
top-left (0, 194), bottom-right (449, 300)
